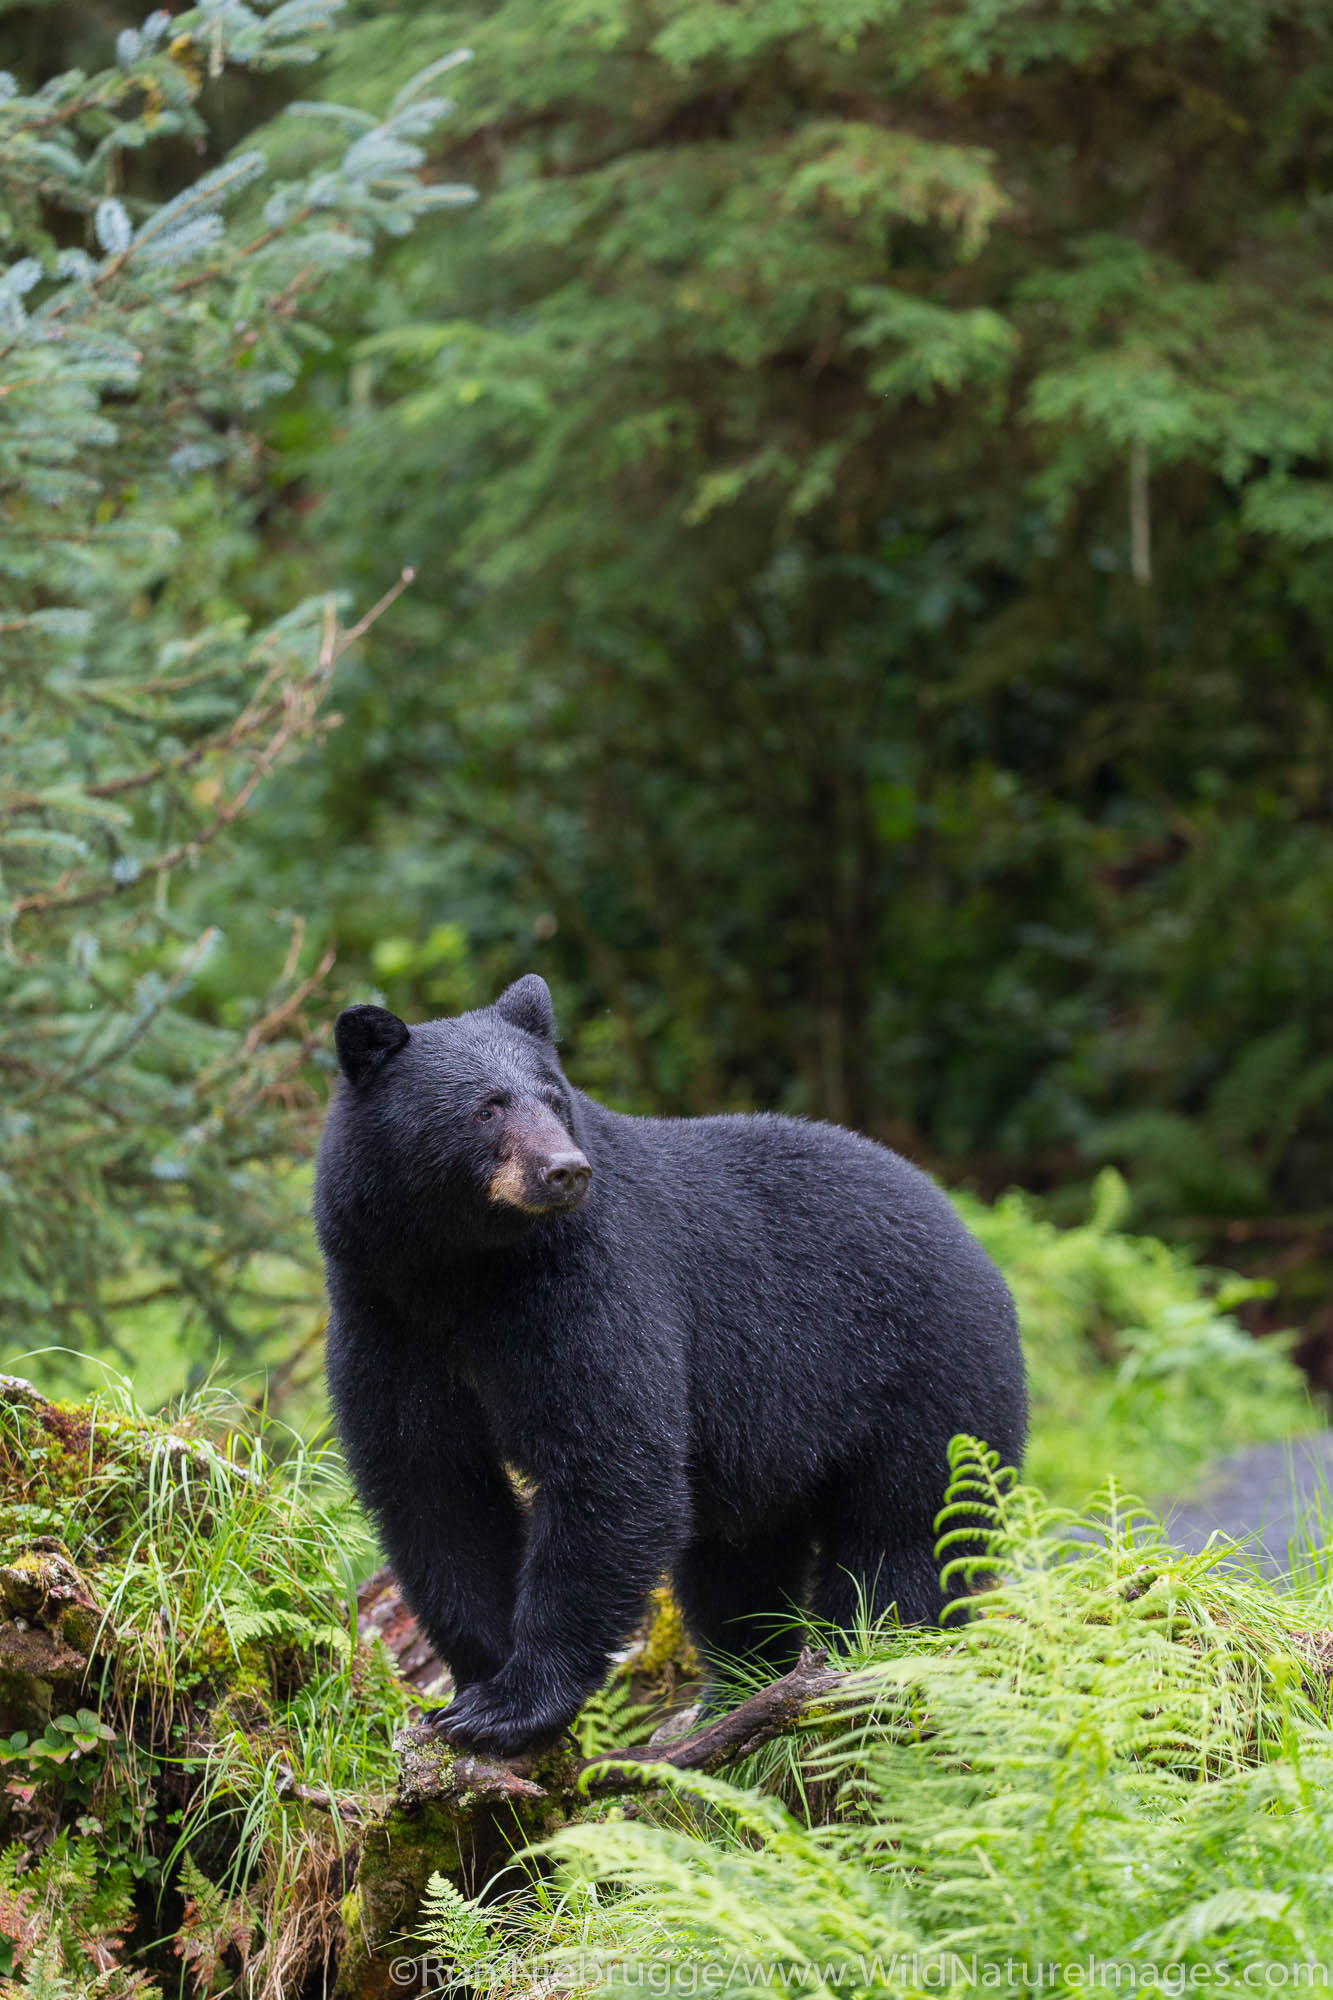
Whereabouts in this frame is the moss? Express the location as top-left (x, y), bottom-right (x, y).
top-left (336, 1807), bottom-right (464, 2000)
top-left (0, 1405), bottom-right (134, 1570)
top-left (395, 1731), bottom-right (458, 1809)
top-left (0, 1384), bottom-right (416, 1992)
top-left (0, 1551), bottom-right (50, 1613)
top-left (0, 1549), bottom-right (103, 1660)
top-left (638, 1584), bottom-right (699, 1680)
top-left (621, 1583), bottom-right (702, 1722)
top-left (336, 1886), bottom-right (364, 1993)
top-left (0, 1623), bottom-right (89, 1731)
top-left (336, 1742), bottom-right (575, 1999)
top-left (54, 1599), bottom-right (101, 1654)
top-left (527, 1737), bottom-right (581, 1798)
top-left (1, 1396), bottom-right (169, 1549)
top-left (223, 1641), bottom-right (279, 1713)
top-left (186, 1630), bottom-right (279, 1723)
top-left (38, 1403), bottom-right (96, 1456)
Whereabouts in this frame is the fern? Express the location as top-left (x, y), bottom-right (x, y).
top-left (226, 1601), bottom-right (352, 1660)
top-left (173, 1855), bottom-right (255, 1997)
top-left (417, 1873), bottom-right (507, 1991)
top-left (573, 1677), bottom-right (661, 1758)
top-left (511, 1452), bottom-right (1333, 1989)
top-left (0, 1843), bottom-right (39, 1981)
top-left (8, 1939), bottom-right (79, 2000)
top-left (959, 1171), bottom-right (1311, 1504)
top-left (0, 1836), bottom-right (142, 1998)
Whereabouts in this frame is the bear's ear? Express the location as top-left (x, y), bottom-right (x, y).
top-left (334, 1004), bottom-right (410, 1086)
top-left (494, 973), bottom-right (556, 1042)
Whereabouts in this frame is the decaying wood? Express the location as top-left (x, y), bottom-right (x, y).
top-left (329, 1642), bottom-right (862, 1963)
top-left (579, 1644), bottom-right (851, 1791)
top-left (0, 1375), bottom-right (50, 1411)
top-left (388, 1645), bottom-right (860, 1821)
top-left (0, 1374), bottom-right (258, 1488)
top-left (273, 1647), bottom-right (855, 1836)
top-left (357, 1564), bottom-right (450, 1695)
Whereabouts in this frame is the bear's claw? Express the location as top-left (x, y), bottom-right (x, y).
top-left (430, 1677), bottom-right (571, 1758)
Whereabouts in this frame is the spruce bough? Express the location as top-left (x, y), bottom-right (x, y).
top-left (0, 4), bottom-right (470, 1371)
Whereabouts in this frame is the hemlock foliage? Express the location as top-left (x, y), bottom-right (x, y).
top-left (1, 0), bottom-right (1322, 1466)
top-left (4, 1387), bottom-right (1332, 1997)
top-left (2, 6), bottom-right (1331, 1989)
top-left (0, 4), bottom-right (467, 1369)
top-left (260, 0), bottom-right (1333, 1265)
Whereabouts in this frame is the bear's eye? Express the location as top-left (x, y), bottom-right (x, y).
top-left (476, 1097), bottom-right (505, 1124)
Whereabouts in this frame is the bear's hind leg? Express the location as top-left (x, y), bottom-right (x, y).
top-left (672, 1526), bottom-right (813, 1689)
top-left (811, 1465), bottom-right (950, 1634)
top-left (810, 1533), bottom-right (945, 1633)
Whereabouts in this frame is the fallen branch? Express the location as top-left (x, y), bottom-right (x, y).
top-left (579, 1645), bottom-right (850, 1793)
top-left (274, 1765), bottom-right (373, 1824)
top-left (356, 1652), bottom-right (860, 1945)
top-left (395, 1646), bottom-right (861, 1820)
top-left (0, 1376), bottom-right (50, 1412)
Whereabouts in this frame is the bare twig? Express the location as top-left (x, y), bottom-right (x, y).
top-left (240, 946), bottom-right (337, 1057)
top-left (274, 1767), bottom-right (373, 1824)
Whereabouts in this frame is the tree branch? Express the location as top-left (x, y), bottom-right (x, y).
top-left (578, 1646), bottom-right (850, 1792)
top-left (391, 1647), bottom-right (863, 1825)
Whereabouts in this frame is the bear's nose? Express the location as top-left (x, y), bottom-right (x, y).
top-left (543, 1152), bottom-right (591, 1196)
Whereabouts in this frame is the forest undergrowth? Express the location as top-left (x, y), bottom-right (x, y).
top-left (0, 1176), bottom-right (1326, 1997)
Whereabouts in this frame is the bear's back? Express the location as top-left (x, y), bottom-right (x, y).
top-left (579, 1100), bottom-right (1024, 1529)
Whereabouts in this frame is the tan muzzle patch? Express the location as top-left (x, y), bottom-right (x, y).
top-left (486, 1155), bottom-right (532, 1209)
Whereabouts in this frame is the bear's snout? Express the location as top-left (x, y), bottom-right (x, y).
top-left (541, 1151), bottom-right (591, 1204)
top-left (486, 1133), bottom-right (592, 1215)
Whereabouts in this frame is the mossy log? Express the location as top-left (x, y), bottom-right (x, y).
top-left (327, 1647), bottom-right (871, 1995)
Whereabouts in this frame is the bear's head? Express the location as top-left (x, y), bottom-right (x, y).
top-left (330, 975), bottom-right (591, 1243)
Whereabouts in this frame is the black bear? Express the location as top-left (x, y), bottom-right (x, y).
top-left (315, 976), bottom-right (1025, 1756)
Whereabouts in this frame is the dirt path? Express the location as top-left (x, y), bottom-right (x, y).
top-left (1162, 1432), bottom-right (1333, 1580)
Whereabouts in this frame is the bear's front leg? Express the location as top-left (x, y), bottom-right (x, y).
top-left (436, 1461), bottom-right (689, 1756)
top-left (373, 1446), bottom-right (524, 1693)
top-left (326, 1296), bottom-right (525, 1692)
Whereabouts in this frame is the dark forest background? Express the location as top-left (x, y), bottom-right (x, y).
top-left (5, 0), bottom-right (1333, 1402)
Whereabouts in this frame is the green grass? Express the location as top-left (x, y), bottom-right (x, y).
top-left (0, 1379), bottom-right (409, 1991)
top-left (2, 1169), bottom-right (1325, 1994)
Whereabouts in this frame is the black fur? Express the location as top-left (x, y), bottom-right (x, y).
top-left (315, 976), bottom-right (1026, 1756)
